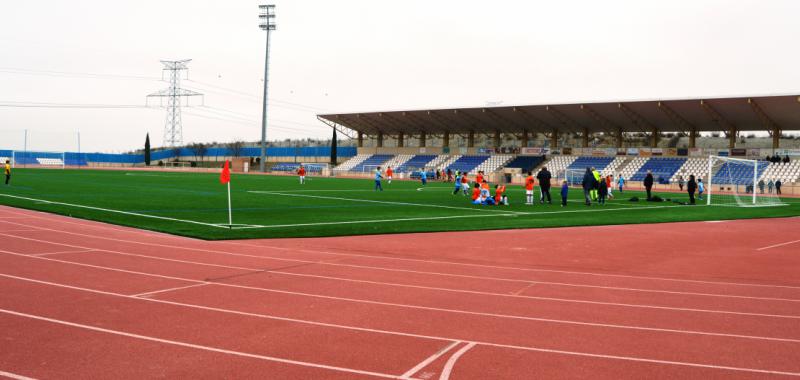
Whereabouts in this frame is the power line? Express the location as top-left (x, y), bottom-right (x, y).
top-left (0, 101), bottom-right (154, 109)
top-left (0, 67), bottom-right (160, 81)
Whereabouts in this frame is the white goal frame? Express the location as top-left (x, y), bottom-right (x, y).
top-left (6, 150), bottom-right (66, 169)
top-left (706, 155), bottom-right (782, 207)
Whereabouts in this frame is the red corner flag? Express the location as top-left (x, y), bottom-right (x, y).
top-left (220, 160), bottom-right (231, 184)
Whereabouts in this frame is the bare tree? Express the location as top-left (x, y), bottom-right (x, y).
top-left (188, 143), bottom-right (208, 161)
top-left (227, 141), bottom-right (245, 158)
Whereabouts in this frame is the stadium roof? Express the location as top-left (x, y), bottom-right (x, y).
top-left (318, 94), bottom-right (800, 138)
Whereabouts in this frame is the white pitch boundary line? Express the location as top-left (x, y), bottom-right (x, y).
top-left (3, 244), bottom-right (798, 320)
top-left (2, 227), bottom-right (798, 303)
top-left (0, 370), bottom-right (37, 380)
top-left (2, 251), bottom-right (799, 343)
top-left (0, 194), bottom-right (234, 229)
top-left (131, 283), bottom-right (210, 298)
top-left (2, 273), bottom-right (800, 378)
top-left (438, 342), bottom-right (477, 380)
top-left (757, 239), bottom-right (800, 251)
top-left (248, 191), bottom-right (525, 215)
top-left (0, 308), bottom-right (405, 380)
top-left (400, 341), bottom-right (462, 379)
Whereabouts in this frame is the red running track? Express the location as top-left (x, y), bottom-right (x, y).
top-left (0, 206), bottom-right (799, 379)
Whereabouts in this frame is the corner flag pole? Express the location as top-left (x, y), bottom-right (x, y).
top-left (227, 181), bottom-right (233, 228)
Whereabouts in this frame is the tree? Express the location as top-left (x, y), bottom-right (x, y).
top-left (330, 129), bottom-right (337, 165)
top-left (188, 143), bottom-right (208, 161)
top-left (227, 140), bottom-right (245, 158)
top-left (144, 133), bottom-right (151, 166)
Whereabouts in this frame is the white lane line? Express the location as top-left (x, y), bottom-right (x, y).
top-left (2, 273), bottom-right (800, 378)
top-left (1, 229), bottom-right (798, 303)
top-left (0, 194), bottom-right (231, 229)
top-left (6, 212), bottom-right (797, 291)
top-left (400, 341), bottom-right (462, 379)
top-left (438, 342), bottom-right (477, 380)
top-left (131, 283), bottom-right (210, 298)
top-left (0, 370), bottom-right (37, 380)
top-left (1, 252), bottom-right (798, 343)
top-left (5, 245), bottom-right (797, 319)
top-left (757, 239), bottom-right (800, 251)
top-left (231, 213), bottom-right (516, 229)
top-left (29, 249), bottom-right (96, 257)
top-left (0, 308), bottom-right (404, 379)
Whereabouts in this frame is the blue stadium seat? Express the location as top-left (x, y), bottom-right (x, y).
top-left (713, 160), bottom-right (768, 185)
top-left (395, 155), bottom-right (437, 173)
top-left (350, 155), bottom-right (394, 172)
top-left (445, 156), bottom-right (490, 173)
top-left (630, 158), bottom-right (687, 182)
top-left (567, 156), bottom-right (615, 171)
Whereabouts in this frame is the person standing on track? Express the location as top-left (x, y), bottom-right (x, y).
top-left (687, 174), bottom-right (697, 205)
top-left (374, 166), bottom-right (384, 191)
top-left (386, 166), bottom-right (393, 184)
top-left (776, 179), bottom-right (782, 195)
top-left (524, 171), bottom-right (535, 205)
top-left (644, 170), bottom-right (654, 200)
top-left (536, 166), bottom-right (552, 204)
top-left (4, 160), bottom-right (10, 186)
top-left (297, 165), bottom-right (306, 184)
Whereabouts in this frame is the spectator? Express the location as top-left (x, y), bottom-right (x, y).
top-left (677, 175), bottom-right (685, 192)
top-left (581, 167), bottom-right (594, 206)
top-left (776, 179), bottom-right (782, 195)
top-left (644, 170), bottom-right (654, 200)
top-left (773, 155), bottom-right (781, 164)
top-left (766, 155), bottom-right (772, 162)
top-left (687, 175), bottom-right (697, 205)
top-left (536, 166), bottom-right (552, 204)
top-left (597, 175), bottom-right (608, 205)
top-left (784, 155), bottom-right (791, 164)
top-left (768, 179), bottom-right (774, 194)
top-left (758, 179), bottom-right (765, 194)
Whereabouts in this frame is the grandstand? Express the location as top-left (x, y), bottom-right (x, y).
top-left (395, 155), bottom-right (437, 172)
top-left (761, 160), bottom-right (800, 184)
top-left (630, 157), bottom-right (687, 182)
top-left (444, 155), bottom-right (489, 174)
top-left (567, 156), bottom-right (615, 172)
top-left (504, 155), bottom-right (545, 173)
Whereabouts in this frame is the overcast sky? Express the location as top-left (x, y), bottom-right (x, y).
top-left (1, 0), bottom-right (799, 152)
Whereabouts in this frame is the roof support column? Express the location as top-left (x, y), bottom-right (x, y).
top-left (550, 128), bottom-right (558, 148)
top-left (467, 131), bottom-right (475, 148)
top-left (357, 131), bottom-right (363, 148)
top-left (728, 127), bottom-right (736, 149)
top-left (615, 127), bottom-right (623, 148)
top-left (443, 131), bottom-right (450, 148)
top-left (377, 132), bottom-right (384, 148)
top-left (689, 130), bottom-right (697, 148)
top-left (650, 127), bottom-right (659, 148)
top-left (773, 126), bottom-right (781, 149)
top-left (582, 128), bottom-right (589, 148)
top-left (493, 130), bottom-right (501, 148)
top-left (397, 132), bottom-right (404, 148)
top-left (521, 130), bottom-right (529, 148)
top-left (419, 132), bottom-right (426, 147)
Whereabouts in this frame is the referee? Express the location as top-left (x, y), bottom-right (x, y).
top-left (4, 160), bottom-right (10, 185)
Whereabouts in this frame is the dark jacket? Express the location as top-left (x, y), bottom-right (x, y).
top-left (581, 169), bottom-right (594, 190)
top-left (598, 180), bottom-right (608, 196)
top-left (644, 173), bottom-right (654, 188)
top-left (536, 169), bottom-right (552, 188)
top-left (687, 179), bottom-right (697, 193)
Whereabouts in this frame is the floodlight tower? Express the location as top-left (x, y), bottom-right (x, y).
top-left (258, 4), bottom-right (276, 172)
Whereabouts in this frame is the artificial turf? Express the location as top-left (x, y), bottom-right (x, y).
top-left (1, 168), bottom-right (798, 240)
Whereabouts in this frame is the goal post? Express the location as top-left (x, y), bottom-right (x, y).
top-left (8, 150), bottom-right (67, 169)
top-left (559, 168), bottom-right (587, 187)
top-left (706, 155), bottom-right (783, 207)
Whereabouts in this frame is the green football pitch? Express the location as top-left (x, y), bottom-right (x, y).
top-left (1, 168), bottom-right (798, 240)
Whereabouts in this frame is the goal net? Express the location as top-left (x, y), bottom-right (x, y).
top-left (0, 129), bottom-right (80, 168)
top-left (707, 156), bottom-right (783, 207)
top-left (560, 168), bottom-right (587, 187)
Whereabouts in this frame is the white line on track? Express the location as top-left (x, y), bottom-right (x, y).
top-left (4, 244), bottom-right (798, 319)
top-left (2, 227), bottom-right (799, 303)
top-left (757, 239), bottom-right (800, 251)
top-left (0, 370), bottom-right (37, 380)
top-left (2, 273), bottom-right (799, 377)
top-left (0, 194), bottom-right (233, 229)
top-left (131, 283), bottom-right (210, 298)
top-left (2, 251), bottom-right (798, 343)
top-left (438, 342), bottom-right (477, 380)
top-left (29, 249), bottom-right (96, 257)
top-left (0, 307), bottom-right (406, 379)
top-left (400, 341), bottom-right (462, 379)
top-left (6, 211), bottom-right (797, 291)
